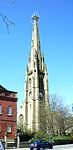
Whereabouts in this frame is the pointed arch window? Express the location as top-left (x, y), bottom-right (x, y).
top-left (19, 114), bottom-right (24, 122)
top-left (7, 106), bottom-right (12, 116)
top-left (29, 78), bottom-right (32, 89)
top-left (19, 114), bottom-right (24, 124)
top-left (30, 104), bottom-right (31, 124)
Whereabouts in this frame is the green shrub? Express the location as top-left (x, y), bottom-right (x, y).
top-left (17, 129), bottom-right (34, 142)
top-left (52, 135), bottom-right (72, 141)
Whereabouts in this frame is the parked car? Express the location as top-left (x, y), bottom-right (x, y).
top-left (29, 140), bottom-right (53, 150)
top-left (0, 140), bottom-right (5, 150)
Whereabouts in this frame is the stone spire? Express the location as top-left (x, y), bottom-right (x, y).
top-left (21, 14), bottom-right (50, 132)
top-left (31, 13), bottom-right (41, 61)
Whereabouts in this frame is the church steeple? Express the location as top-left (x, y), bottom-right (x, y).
top-left (23, 14), bottom-right (49, 132)
top-left (31, 13), bottom-right (41, 61)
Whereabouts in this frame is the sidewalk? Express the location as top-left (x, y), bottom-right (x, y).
top-left (6, 148), bottom-right (30, 150)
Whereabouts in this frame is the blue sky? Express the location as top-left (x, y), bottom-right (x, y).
top-left (0, 0), bottom-right (73, 109)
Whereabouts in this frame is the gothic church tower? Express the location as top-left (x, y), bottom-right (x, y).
top-left (24, 14), bottom-right (49, 132)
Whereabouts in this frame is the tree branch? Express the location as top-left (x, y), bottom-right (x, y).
top-left (0, 13), bottom-right (15, 33)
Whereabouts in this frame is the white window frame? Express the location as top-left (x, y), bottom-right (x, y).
top-left (0, 105), bottom-right (2, 114)
top-left (7, 106), bottom-right (12, 116)
top-left (6, 125), bottom-right (11, 133)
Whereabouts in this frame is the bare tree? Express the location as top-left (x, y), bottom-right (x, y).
top-left (49, 94), bottom-right (71, 136)
top-left (38, 99), bottom-right (52, 136)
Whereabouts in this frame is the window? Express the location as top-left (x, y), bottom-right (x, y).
top-left (0, 125), bottom-right (1, 132)
top-left (19, 114), bottom-right (24, 122)
top-left (7, 106), bottom-right (12, 116)
top-left (6, 125), bottom-right (11, 133)
top-left (29, 91), bottom-right (32, 98)
top-left (0, 105), bottom-right (2, 114)
top-left (29, 78), bottom-right (31, 89)
top-left (39, 77), bottom-right (44, 91)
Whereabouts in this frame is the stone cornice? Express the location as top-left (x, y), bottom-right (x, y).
top-left (0, 96), bottom-right (17, 102)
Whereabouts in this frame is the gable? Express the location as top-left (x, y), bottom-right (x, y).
top-left (0, 85), bottom-right (17, 93)
top-left (0, 85), bottom-right (7, 92)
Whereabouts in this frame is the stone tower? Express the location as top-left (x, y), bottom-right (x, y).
top-left (24, 14), bottom-right (49, 132)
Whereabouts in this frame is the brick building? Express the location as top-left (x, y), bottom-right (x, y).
top-left (0, 85), bottom-right (17, 141)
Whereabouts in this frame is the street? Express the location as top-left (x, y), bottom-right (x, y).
top-left (6, 144), bottom-right (73, 150)
top-left (54, 144), bottom-right (73, 149)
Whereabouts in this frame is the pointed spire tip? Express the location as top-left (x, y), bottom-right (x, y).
top-left (31, 13), bottom-right (39, 21)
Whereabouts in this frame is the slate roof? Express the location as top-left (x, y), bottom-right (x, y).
top-left (0, 85), bottom-right (17, 93)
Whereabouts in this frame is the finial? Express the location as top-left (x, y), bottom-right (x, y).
top-left (31, 13), bottom-right (39, 21)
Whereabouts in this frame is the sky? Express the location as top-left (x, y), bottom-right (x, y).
top-left (0, 0), bottom-right (73, 110)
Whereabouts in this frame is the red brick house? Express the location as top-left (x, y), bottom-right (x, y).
top-left (0, 85), bottom-right (17, 141)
